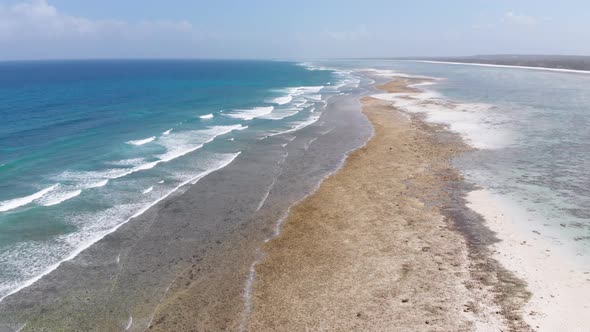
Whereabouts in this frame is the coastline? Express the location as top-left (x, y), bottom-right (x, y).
top-left (0, 151), bottom-right (242, 304)
top-left (411, 60), bottom-right (590, 74)
top-left (2, 64), bottom-right (588, 331)
top-left (467, 189), bottom-right (590, 331)
top-left (0, 83), bottom-right (373, 331)
top-left (245, 78), bottom-right (531, 331)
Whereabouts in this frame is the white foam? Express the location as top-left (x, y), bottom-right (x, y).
top-left (0, 152), bottom-right (242, 303)
top-left (126, 136), bottom-right (156, 146)
top-left (157, 125), bottom-right (246, 162)
top-left (115, 125), bottom-right (246, 179)
top-left (336, 77), bottom-right (361, 88)
top-left (297, 62), bottom-right (331, 71)
top-left (306, 94), bottom-right (322, 101)
top-left (239, 248), bottom-right (265, 332)
top-left (56, 169), bottom-right (126, 189)
top-left (260, 108), bottom-right (301, 121)
top-left (409, 81), bottom-right (438, 88)
top-left (116, 161), bottom-right (160, 178)
top-left (294, 100), bottom-right (310, 108)
top-left (142, 186), bottom-right (154, 194)
top-left (225, 107), bottom-right (274, 121)
top-left (288, 86), bottom-right (324, 95)
top-left (157, 180), bottom-right (165, 184)
top-left (87, 179), bottom-right (109, 188)
top-left (363, 68), bottom-right (437, 80)
top-left (0, 184), bottom-right (59, 212)
top-left (53, 125), bottom-right (246, 195)
top-left (162, 129), bottom-right (172, 135)
top-left (39, 189), bottom-right (82, 207)
top-left (372, 90), bottom-right (441, 103)
top-left (271, 95), bottom-right (293, 105)
top-left (199, 113), bottom-right (214, 119)
top-left (268, 114), bottom-right (320, 137)
top-left (108, 158), bottom-right (146, 167)
top-left (372, 88), bottom-right (510, 150)
top-left (304, 137), bottom-right (319, 151)
top-left (256, 177), bottom-right (277, 212)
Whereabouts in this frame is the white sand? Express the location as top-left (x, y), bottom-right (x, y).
top-left (466, 189), bottom-right (590, 331)
top-left (414, 60), bottom-right (590, 75)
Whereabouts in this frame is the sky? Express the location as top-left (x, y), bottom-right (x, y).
top-left (0, 0), bottom-right (589, 60)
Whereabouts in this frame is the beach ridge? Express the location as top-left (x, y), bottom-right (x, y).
top-left (245, 78), bottom-right (531, 331)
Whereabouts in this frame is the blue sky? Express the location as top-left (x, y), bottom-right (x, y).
top-left (0, 0), bottom-right (588, 60)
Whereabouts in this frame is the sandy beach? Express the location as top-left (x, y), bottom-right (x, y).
top-left (245, 79), bottom-right (532, 331)
top-left (3, 68), bottom-right (588, 332)
top-left (467, 189), bottom-right (590, 331)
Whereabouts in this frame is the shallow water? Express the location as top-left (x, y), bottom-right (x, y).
top-left (321, 60), bottom-right (590, 267)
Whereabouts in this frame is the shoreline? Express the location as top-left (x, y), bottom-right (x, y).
top-left (411, 60), bottom-right (590, 74)
top-left (239, 101), bottom-right (376, 332)
top-left (0, 151), bottom-right (242, 304)
top-left (245, 78), bottom-right (530, 331)
top-left (0, 86), bottom-right (374, 331)
top-left (467, 189), bottom-right (590, 331)
top-left (2, 64), bottom-right (587, 331)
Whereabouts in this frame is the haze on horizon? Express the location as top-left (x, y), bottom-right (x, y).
top-left (0, 0), bottom-right (588, 61)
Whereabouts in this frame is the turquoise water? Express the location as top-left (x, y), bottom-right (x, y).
top-left (0, 60), bottom-right (357, 299)
top-left (322, 60), bottom-right (590, 267)
top-left (5, 58), bottom-right (588, 307)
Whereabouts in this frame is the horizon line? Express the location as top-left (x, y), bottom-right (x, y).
top-left (2, 53), bottom-right (590, 63)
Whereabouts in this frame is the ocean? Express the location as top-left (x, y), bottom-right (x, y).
top-left (1, 58), bottom-right (589, 330)
top-left (0, 60), bottom-right (362, 302)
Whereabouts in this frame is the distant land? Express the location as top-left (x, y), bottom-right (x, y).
top-left (392, 55), bottom-right (590, 71)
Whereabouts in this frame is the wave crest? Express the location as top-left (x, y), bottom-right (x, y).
top-left (225, 107), bottom-right (274, 120)
top-left (0, 184), bottom-right (59, 212)
top-left (126, 136), bottom-right (156, 146)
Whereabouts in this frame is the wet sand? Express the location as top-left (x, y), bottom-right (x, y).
top-left (246, 79), bottom-right (531, 331)
top-left (467, 189), bottom-right (590, 331)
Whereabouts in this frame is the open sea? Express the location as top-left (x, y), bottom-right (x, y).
top-left (0, 60), bottom-right (361, 302)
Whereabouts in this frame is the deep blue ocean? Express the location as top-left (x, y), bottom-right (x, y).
top-left (0, 60), bottom-right (358, 299)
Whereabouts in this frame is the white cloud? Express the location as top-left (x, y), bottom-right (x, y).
top-left (502, 12), bottom-right (538, 26)
top-left (0, 0), bottom-right (195, 40)
top-left (0, 0), bottom-right (208, 59)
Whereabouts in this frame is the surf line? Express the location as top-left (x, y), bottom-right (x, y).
top-left (0, 152), bottom-right (242, 304)
top-left (238, 96), bottom-right (374, 330)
